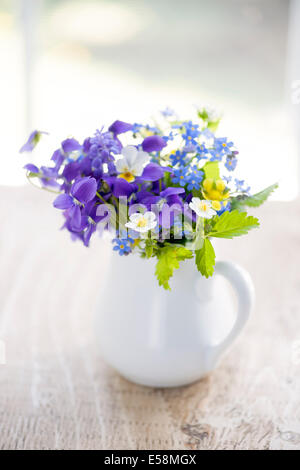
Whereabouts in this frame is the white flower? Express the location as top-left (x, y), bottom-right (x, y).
top-left (198, 105), bottom-right (222, 122)
top-left (116, 145), bottom-right (149, 182)
top-left (189, 197), bottom-right (216, 219)
top-left (125, 211), bottom-right (157, 233)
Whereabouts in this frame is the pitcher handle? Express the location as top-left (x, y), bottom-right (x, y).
top-left (212, 260), bottom-right (254, 362)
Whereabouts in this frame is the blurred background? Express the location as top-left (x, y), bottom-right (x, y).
top-left (1, 0), bottom-right (300, 197)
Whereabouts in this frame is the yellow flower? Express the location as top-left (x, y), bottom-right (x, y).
top-left (203, 178), bottom-right (214, 192)
top-left (215, 179), bottom-right (226, 192)
top-left (202, 178), bottom-right (229, 202)
top-left (211, 200), bottom-right (221, 211)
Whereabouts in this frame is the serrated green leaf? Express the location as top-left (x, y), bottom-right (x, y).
top-left (231, 183), bottom-right (278, 210)
top-left (203, 161), bottom-right (220, 180)
top-left (155, 246), bottom-right (193, 290)
top-left (195, 238), bottom-right (216, 278)
top-left (208, 210), bottom-right (259, 239)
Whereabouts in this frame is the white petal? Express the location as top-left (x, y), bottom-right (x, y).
top-left (129, 213), bottom-right (143, 222)
top-left (137, 226), bottom-right (149, 233)
top-left (131, 151), bottom-right (150, 176)
top-left (125, 221), bottom-right (137, 230)
top-left (122, 145), bottom-right (138, 167)
top-left (189, 201), bottom-right (198, 214)
top-left (144, 211), bottom-right (156, 222)
top-left (136, 150), bottom-right (150, 165)
top-left (201, 209), bottom-right (216, 219)
top-left (191, 197), bottom-right (200, 205)
top-left (148, 220), bottom-right (157, 230)
top-left (116, 158), bottom-right (128, 173)
top-left (207, 209), bottom-right (216, 217)
top-left (131, 162), bottom-right (144, 176)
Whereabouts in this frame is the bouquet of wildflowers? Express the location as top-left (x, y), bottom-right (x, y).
top-left (21, 107), bottom-right (277, 289)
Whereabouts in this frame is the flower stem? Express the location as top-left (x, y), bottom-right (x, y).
top-left (26, 173), bottom-right (61, 194)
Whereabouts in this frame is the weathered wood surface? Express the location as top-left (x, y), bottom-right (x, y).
top-left (0, 186), bottom-right (299, 450)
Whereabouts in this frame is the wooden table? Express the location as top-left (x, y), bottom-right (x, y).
top-left (0, 186), bottom-right (299, 450)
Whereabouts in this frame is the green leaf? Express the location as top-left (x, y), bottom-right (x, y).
top-left (207, 119), bottom-right (220, 133)
top-left (155, 246), bottom-right (193, 290)
top-left (231, 183), bottom-right (278, 210)
top-left (28, 171), bottom-right (39, 178)
top-left (208, 210), bottom-right (259, 239)
top-left (203, 161), bottom-right (220, 180)
top-left (197, 109), bottom-right (209, 120)
top-left (163, 169), bottom-right (172, 187)
top-left (195, 238), bottom-right (216, 278)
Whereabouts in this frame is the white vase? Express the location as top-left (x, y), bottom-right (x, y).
top-left (96, 250), bottom-right (254, 388)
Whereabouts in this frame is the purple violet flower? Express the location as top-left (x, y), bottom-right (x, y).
top-left (139, 163), bottom-right (164, 182)
top-left (61, 138), bottom-right (81, 154)
top-left (24, 163), bottom-right (39, 174)
top-left (142, 136), bottom-right (167, 153)
top-left (104, 177), bottom-right (136, 198)
top-left (20, 130), bottom-right (48, 153)
top-left (108, 120), bottom-right (133, 136)
top-left (53, 177), bottom-right (97, 231)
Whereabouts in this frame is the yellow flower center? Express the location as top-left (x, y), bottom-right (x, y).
top-left (222, 143), bottom-right (226, 147)
top-left (119, 171), bottom-right (135, 183)
top-left (137, 217), bottom-right (147, 228)
top-left (200, 201), bottom-right (208, 212)
top-left (120, 244), bottom-right (124, 249)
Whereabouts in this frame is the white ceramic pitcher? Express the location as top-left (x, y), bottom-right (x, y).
top-left (96, 251), bottom-right (254, 387)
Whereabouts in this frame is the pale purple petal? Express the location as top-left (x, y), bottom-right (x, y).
top-left (53, 194), bottom-right (73, 209)
top-left (160, 187), bottom-right (185, 198)
top-left (142, 136), bottom-right (167, 153)
top-left (108, 120), bottom-right (133, 135)
top-left (62, 138), bottom-right (81, 153)
top-left (138, 194), bottom-right (160, 208)
top-left (62, 162), bottom-right (81, 182)
top-left (69, 205), bottom-right (82, 230)
top-left (140, 163), bottom-right (164, 182)
top-left (71, 177), bottom-right (97, 203)
top-left (51, 149), bottom-right (64, 168)
top-left (23, 163), bottom-right (39, 173)
top-left (112, 178), bottom-right (135, 197)
top-left (20, 130), bottom-right (47, 153)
